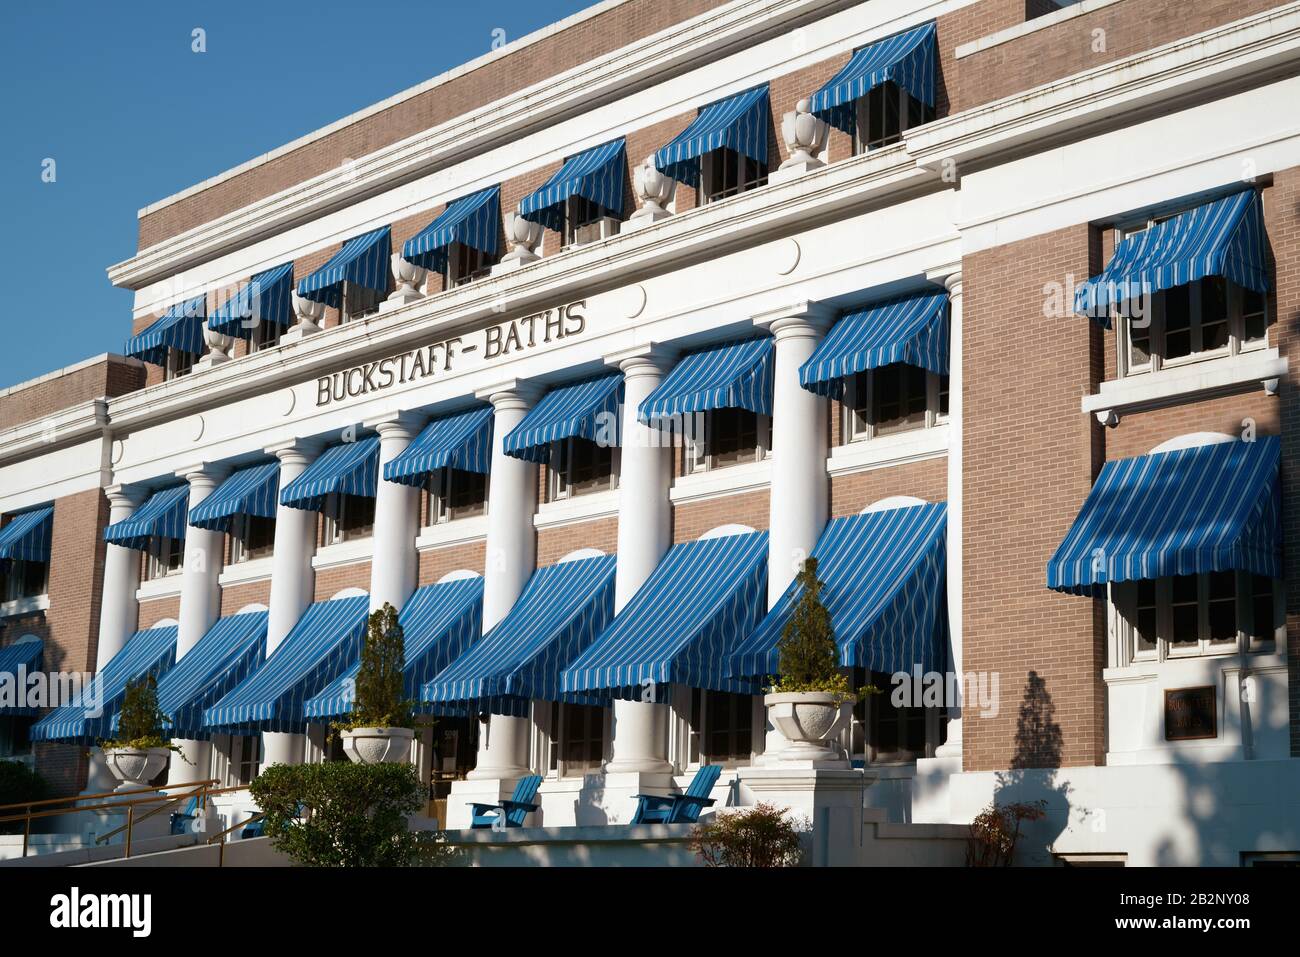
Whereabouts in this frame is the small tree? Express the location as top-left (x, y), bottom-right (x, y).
top-left (769, 558), bottom-right (873, 702)
top-left (101, 676), bottom-right (183, 755)
top-left (0, 761), bottom-right (49, 833)
top-left (966, 799), bottom-right (1047, 866)
top-left (338, 603), bottom-right (413, 731)
top-left (689, 803), bottom-right (807, 867)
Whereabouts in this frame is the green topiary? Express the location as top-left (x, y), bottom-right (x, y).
top-left (334, 602), bottom-right (414, 732)
top-left (100, 676), bottom-right (185, 757)
top-left (249, 760), bottom-right (450, 867)
top-left (768, 558), bottom-right (877, 703)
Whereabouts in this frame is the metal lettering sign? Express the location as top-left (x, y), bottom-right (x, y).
top-left (1164, 686), bottom-right (1216, 741)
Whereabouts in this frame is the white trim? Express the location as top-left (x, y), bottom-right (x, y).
top-left (0, 595), bottom-right (49, 619)
top-left (557, 547), bottom-right (606, 563)
top-left (1081, 349), bottom-right (1287, 424)
top-left (670, 457), bottom-right (772, 506)
top-left (954, 0), bottom-right (1125, 60)
top-left (436, 569), bottom-right (482, 583)
top-left (1149, 432), bottom-right (1238, 454)
top-left (827, 422), bottom-right (949, 477)
top-left (234, 602), bottom-right (269, 615)
top-left (860, 495), bottom-right (929, 514)
top-left (699, 524), bottom-right (757, 540)
top-left (328, 587), bottom-right (368, 600)
top-left (415, 514), bottom-right (489, 551)
top-left (217, 554), bottom-right (275, 587)
top-left (311, 536), bottom-right (374, 571)
top-left (136, 574), bottom-right (183, 602)
top-left (534, 488), bottom-right (619, 530)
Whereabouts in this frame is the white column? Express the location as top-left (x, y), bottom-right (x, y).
top-left (754, 304), bottom-right (833, 763)
top-left (467, 383), bottom-right (540, 781)
top-left (172, 463), bottom-right (229, 780)
top-left (97, 486), bottom-right (144, 670)
top-left (605, 347), bottom-right (674, 778)
top-left (935, 271), bottom-right (964, 762)
top-left (261, 440), bottom-right (320, 770)
top-left (366, 412), bottom-right (423, 613)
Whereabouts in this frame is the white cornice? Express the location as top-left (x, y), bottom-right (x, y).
top-left (107, 0), bottom-right (863, 290)
top-left (906, 2), bottom-right (1300, 174)
top-left (0, 399), bottom-right (109, 467)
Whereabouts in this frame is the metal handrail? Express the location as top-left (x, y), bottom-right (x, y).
top-left (0, 778), bottom-right (219, 813)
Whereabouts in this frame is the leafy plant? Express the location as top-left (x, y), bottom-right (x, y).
top-left (768, 558), bottom-right (876, 703)
top-left (249, 760), bottom-right (439, 867)
top-left (689, 803), bottom-right (807, 867)
top-left (334, 603), bottom-right (414, 732)
top-left (0, 761), bottom-right (49, 833)
top-left (99, 676), bottom-right (185, 757)
top-left (965, 799), bottom-right (1047, 866)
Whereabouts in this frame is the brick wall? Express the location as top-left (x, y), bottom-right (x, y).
top-left (137, 595), bottom-right (181, 630)
top-left (830, 457), bottom-right (948, 517)
top-left (418, 540), bottom-right (487, 585)
top-left (672, 488), bottom-right (769, 544)
top-left (537, 516), bottom-right (619, 566)
top-left (312, 560), bottom-right (372, 602)
top-left (0, 356), bottom-right (144, 431)
top-left (219, 579), bottom-right (272, 616)
top-left (962, 222), bottom-right (1106, 772)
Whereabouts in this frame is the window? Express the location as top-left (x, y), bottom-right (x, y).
top-left (689, 690), bottom-right (755, 768)
top-left (249, 318), bottom-right (282, 353)
top-left (322, 493), bottom-right (376, 545)
top-left (546, 438), bottom-right (617, 502)
top-left (1114, 218), bottom-right (1271, 379)
top-left (145, 536), bottom-right (184, 580)
top-left (210, 734), bottom-right (262, 787)
top-left (684, 408), bottom-right (770, 474)
top-left (339, 280), bottom-right (381, 324)
top-left (164, 348), bottom-right (198, 381)
top-left (2, 560), bottom-right (48, 603)
top-left (549, 702), bottom-right (606, 777)
top-left (564, 195), bottom-right (619, 248)
top-left (230, 512), bottom-right (276, 563)
top-left (853, 81), bottom-right (935, 154)
top-left (848, 669), bottom-right (946, 764)
top-left (701, 147), bottom-right (767, 204)
top-left (842, 366), bottom-right (949, 443)
top-left (1115, 572), bottom-right (1283, 663)
top-left (0, 716), bottom-right (35, 758)
top-left (444, 242), bottom-right (498, 287)
top-left (426, 468), bottom-right (488, 524)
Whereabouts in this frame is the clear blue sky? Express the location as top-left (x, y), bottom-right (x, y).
top-left (0, 0), bottom-right (593, 389)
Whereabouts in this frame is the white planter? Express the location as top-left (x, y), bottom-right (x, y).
top-left (764, 692), bottom-right (847, 765)
top-left (103, 747), bottom-right (171, 791)
top-left (341, 727), bottom-right (415, 765)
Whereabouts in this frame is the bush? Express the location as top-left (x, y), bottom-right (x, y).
top-left (100, 675), bottom-right (181, 754)
top-left (0, 760), bottom-right (49, 832)
top-left (769, 558), bottom-right (875, 703)
top-left (335, 603), bottom-right (413, 732)
top-left (965, 799), bottom-right (1047, 866)
top-left (249, 760), bottom-right (431, 867)
top-left (689, 803), bottom-right (807, 867)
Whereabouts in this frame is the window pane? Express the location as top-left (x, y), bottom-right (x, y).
top-left (706, 408), bottom-right (760, 467)
top-left (1249, 575), bottom-right (1278, 645)
top-left (1169, 575), bottom-right (1199, 647)
top-left (1242, 288), bottom-right (1267, 343)
top-left (937, 375), bottom-right (950, 418)
top-left (1135, 579), bottom-right (1157, 654)
top-left (1127, 313), bottom-right (1151, 368)
top-left (1163, 286), bottom-right (1192, 359)
top-left (1200, 278), bottom-right (1229, 351)
top-left (340, 494), bottom-right (375, 538)
top-left (872, 365), bottom-right (928, 436)
top-left (562, 438), bottom-right (614, 496)
top-left (1206, 570), bottom-right (1236, 643)
top-left (446, 468), bottom-right (488, 518)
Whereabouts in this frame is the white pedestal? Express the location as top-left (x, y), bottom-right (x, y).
top-left (911, 755), bottom-right (961, 824)
top-left (446, 778), bottom-right (520, 830)
top-left (736, 766), bottom-right (871, 866)
top-left (592, 770), bottom-right (675, 824)
top-left (768, 160), bottom-right (824, 186)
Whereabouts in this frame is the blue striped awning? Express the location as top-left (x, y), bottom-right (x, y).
top-left (655, 85), bottom-right (770, 187)
top-left (800, 290), bottom-right (949, 398)
top-left (1074, 190), bottom-right (1270, 323)
top-left (422, 555), bottom-right (616, 709)
top-left (639, 338), bottom-right (773, 423)
top-left (384, 406), bottom-right (494, 486)
top-left (138, 612), bottom-right (267, 739)
top-left (296, 226), bottom-right (392, 309)
top-left (810, 22), bottom-right (938, 135)
top-left (0, 640), bottom-right (43, 715)
top-left (502, 373), bottom-right (623, 464)
top-left (730, 503), bottom-right (948, 677)
top-left (203, 595), bottom-right (369, 732)
top-left (0, 505), bottom-right (54, 562)
top-left (124, 296), bottom-right (206, 365)
top-left (563, 530), bottom-right (768, 696)
top-left (208, 263), bottom-right (294, 338)
top-left (103, 486), bottom-right (189, 551)
top-left (403, 187), bottom-right (501, 273)
top-left (305, 577), bottom-right (484, 719)
top-left (188, 463), bottom-right (280, 532)
top-left (279, 437), bottom-right (380, 512)
top-left (519, 139), bottom-right (626, 233)
top-left (1047, 437), bottom-right (1280, 596)
top-left (30, 625), bottom-right (178, 743)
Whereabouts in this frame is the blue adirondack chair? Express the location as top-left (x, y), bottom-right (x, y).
top-left (630, 764), bottom-right (721, 824)
top-left (242, 801), bottom-right (305, 838)
top-left (169, 796), bottom-right (202, 835)
top-left (470, 774), bottom-right (543, 829)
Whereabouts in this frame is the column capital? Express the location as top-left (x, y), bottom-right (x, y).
top-left (604, 343), bottom-right (676, 378)
top-left (925, 263), bottom-right (963, 294)
top-left (104, 483), bottom-right (144, 510)
top-left (174, 461), bottom-right (231, 492)
top-left (364, 409), bottom-right (425, 441)
top-left (474, 380), bottom-right (544, 413)
top-left (752, 301), bottom-right (836, 339)
top-left (265, 437), bottom-right (323, 468)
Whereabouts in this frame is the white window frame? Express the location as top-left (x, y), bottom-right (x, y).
top-left (443, 242), bottom-right (497, 287)
top-left (546, 438), bottom-right (619, 502)
top-left (1112, 573), bottom-right (1284, 666)
top-left (699, 147), bottom-right (768, 205)
top-left (230, 512), bottom-right (276, 564)
top-left (843, 367), bottom-right (949, 444)
top-left (546, 701), bottom-right (611, 779)
top-left (164, 348), bottom-right (197, 381)
top-left (563, 195), bottom-right (620, 248)
top-left (852, 81), bottom-right (935, 155)
top-left (144, 535), bottom-right (184, 580)
top-left (248, 318), bottom-right (282, 353)
top-left (321, 492), bottom-right (375, 546)
top-left (845, 668), bottom-right (945, 766)
top-left (1, 558), bottom-right (49, 604)
top-left (683, 409), bottom-right (771, 475)
top-left (339, 280), bottom-right (381, 324)
top-left (425, 467), bottom-right (489, 525)
top-left (688, 688), bottom-right (760, 769)
top-left (210, 733), bottom-right (262, 788)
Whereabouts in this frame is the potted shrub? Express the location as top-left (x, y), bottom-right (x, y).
top-left (764, 558), bottom-right (874, 764)
top-left (335, 603), bottom-right (416, 764)
top-left (99, 676), bottom-right (183, 791)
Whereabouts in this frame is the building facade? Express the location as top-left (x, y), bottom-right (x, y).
top-left (1, 0), bottom-right (1298, 865)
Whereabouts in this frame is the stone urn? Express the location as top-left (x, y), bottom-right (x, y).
top-left (764, 692), bottom-right (846, 764)
top-left (341, 727), bottom-right (415, 765)
top-left (103, 747), bottom-right (171, 792)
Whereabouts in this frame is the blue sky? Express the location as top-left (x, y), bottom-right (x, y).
top-left (0, 0), bottom-right (592, 389)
